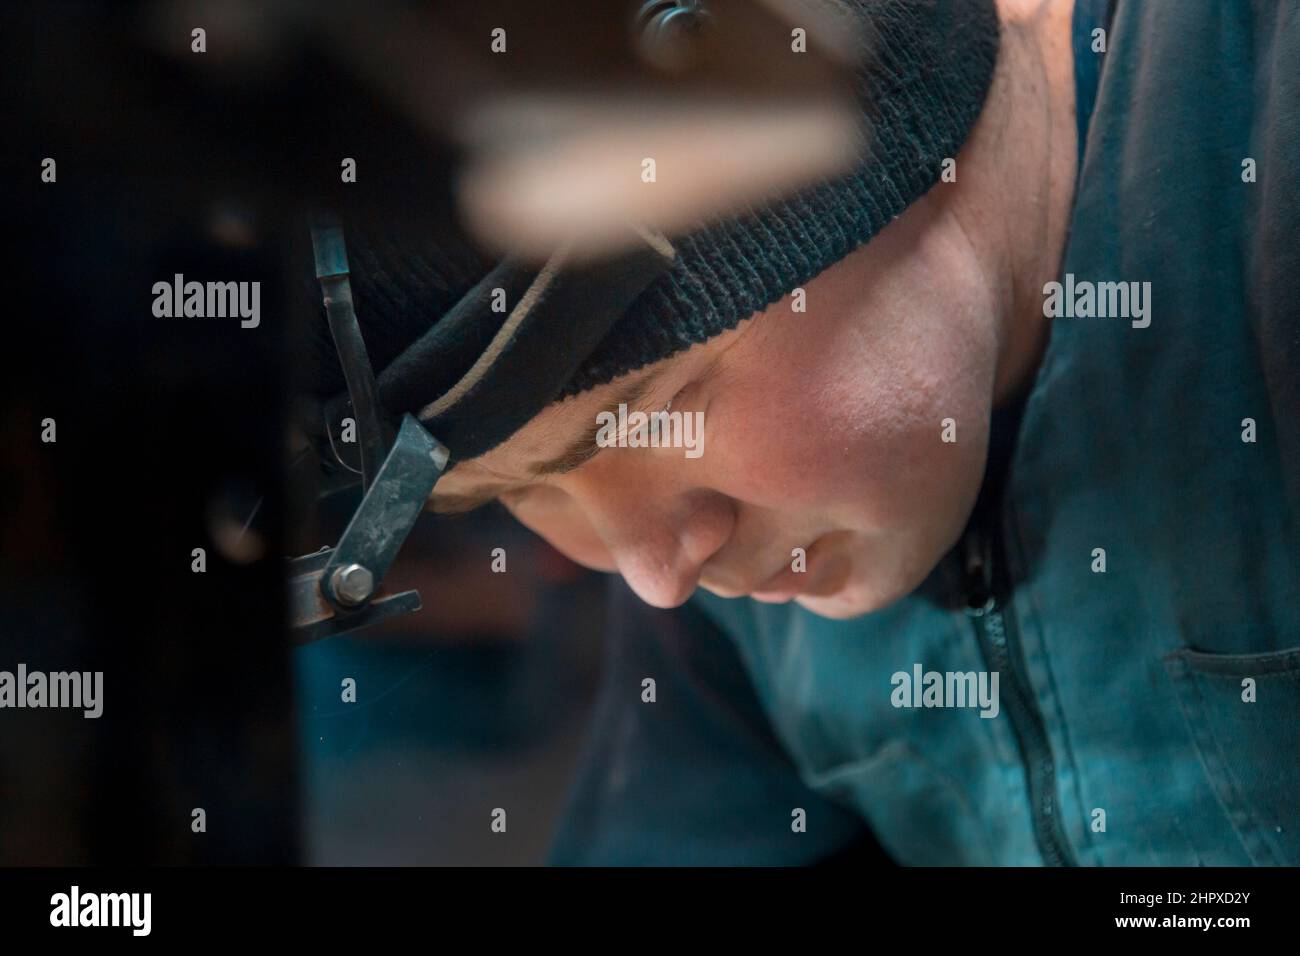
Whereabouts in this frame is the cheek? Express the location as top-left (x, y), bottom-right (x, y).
top-left (848, 330), bottom-right (993, 522)
top-left (504, 486), bottom-right (617, 573)
top-left (709, 306), bottom-right (993, 530)
top-left (704, 382), bottom-right (854, 508)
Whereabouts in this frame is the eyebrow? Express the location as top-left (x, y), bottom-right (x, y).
top-left (427, 366), bottom-right (670, 515)
top-left (526, 367), bottom-right (670, 478)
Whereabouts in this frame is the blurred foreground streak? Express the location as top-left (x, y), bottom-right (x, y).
top-left (8, 0), bottom-right (864, 263)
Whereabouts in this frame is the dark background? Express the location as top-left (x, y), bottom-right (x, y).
top-left (0, 0), bottom-right (606, 866)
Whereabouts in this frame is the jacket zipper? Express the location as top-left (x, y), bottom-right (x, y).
top-left (964, 524), bottom-right (1076, 866)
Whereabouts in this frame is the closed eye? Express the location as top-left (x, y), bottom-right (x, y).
top-left (541, 383), bottom-right (689, 477)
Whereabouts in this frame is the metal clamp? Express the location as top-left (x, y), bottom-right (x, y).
top-left (291, 218), bottom-right (450, 643)
top-left (289, 414), bottom-right (449, 643)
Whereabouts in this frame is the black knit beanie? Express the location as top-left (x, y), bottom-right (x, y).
top-left (304, 0), bottom-right (1000, 461)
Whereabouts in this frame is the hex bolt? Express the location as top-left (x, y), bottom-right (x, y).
top-left (331, 563), bottom-right (374, 607)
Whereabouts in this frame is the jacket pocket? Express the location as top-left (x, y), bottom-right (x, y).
top-left (1162, 645), bottom-right (1300, 866)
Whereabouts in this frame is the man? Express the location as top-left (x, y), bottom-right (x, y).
top-left (312, 0), bottom-right (1300, 864)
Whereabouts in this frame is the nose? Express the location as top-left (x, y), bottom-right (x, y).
top-left (575, 475), bottom-right (734, 608)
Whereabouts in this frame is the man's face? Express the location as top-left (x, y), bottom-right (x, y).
top-left (432, 184), bottom-right (1003, 618)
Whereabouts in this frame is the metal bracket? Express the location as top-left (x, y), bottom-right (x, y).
top-left (311, 220), bottom-right (389, 492)
top-left (289, 413), bottom-right (449, 643)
